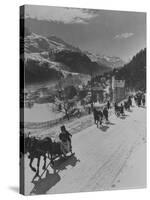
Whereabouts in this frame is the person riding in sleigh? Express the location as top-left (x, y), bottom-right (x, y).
top-left (59, 125), bottom-right (72, 155)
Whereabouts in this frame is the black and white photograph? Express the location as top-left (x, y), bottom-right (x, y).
top-left (20, 4), bottom-right (146, 196)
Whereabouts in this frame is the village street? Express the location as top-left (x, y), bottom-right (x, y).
top-left (24, 103), bottom-right (146, 195)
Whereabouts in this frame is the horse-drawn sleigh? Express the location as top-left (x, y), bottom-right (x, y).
top-left (114, 96), bottom-right (132, 117)
top-left (21, 126), bottom-right (74, 182)
top-left (93, 103), bottom-right (109, 128)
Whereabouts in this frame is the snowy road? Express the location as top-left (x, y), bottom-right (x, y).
top-left (24, 104), bottom-right (146, 195)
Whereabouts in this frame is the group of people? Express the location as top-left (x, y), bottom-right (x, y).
top-left (134, 92), bottom-right (145, 107)
top-left (93, 102), bottom-right (110, 127)
top-left (114, 95), bottom-right (133, 117)
top-left (114, 102), bottom-right (125, 117)
top-left (60, 101), bottom-right (111, 150)
top-left (60, 92), bottom-right (146, 153)
top-left (93, 94), bottom-right (139, 126)
top-left (56, 92), bottom-right (146, 155)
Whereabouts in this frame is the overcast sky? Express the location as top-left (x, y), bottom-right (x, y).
top-left (24, 5), bottom-right (146, 61)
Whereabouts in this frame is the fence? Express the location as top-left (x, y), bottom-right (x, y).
top-left (22, 108), bottom-right (88, 130)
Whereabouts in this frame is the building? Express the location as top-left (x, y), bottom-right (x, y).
top-left (112, 76), bottom-right (125, 103)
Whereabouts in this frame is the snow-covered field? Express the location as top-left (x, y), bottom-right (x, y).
top-left (24, 103), bottom-right (146, 195)
top-left (24, 103), bottom-right (63, 122)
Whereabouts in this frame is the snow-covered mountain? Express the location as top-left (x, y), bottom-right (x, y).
top-left (24, 33), bottom-right (80, 54)
top-left (21, 32), bottom-right (112, 84)
top-left (97, 55), bottom-right (125, 69)
top-left (86, 52), bottom-right (125, 69)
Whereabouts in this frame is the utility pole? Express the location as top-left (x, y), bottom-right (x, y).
top-left (90, 70), bottom-right (94, 111)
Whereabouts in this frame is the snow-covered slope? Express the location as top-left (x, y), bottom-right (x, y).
top-left (24, 33), bottom-right (80, 53)
top-left (22, 32), bottom-right (112, 84)
top-left (86, 52), bottom-right (125, 69)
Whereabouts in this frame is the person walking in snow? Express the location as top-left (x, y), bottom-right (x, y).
top-left (103, 107), bottom-right (109, 122)
top-left (120, 103), bottom-right (124, 116)
top-left (93, 107), bottom-right (98, 124)
top-left (107, 100), bottom-right (110, 110)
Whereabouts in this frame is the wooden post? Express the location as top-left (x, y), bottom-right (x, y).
top-left (90, 71), bottom-right (94, 111)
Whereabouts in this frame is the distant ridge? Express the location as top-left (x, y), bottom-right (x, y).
top-left (21, 31), bottom-right (125, 84)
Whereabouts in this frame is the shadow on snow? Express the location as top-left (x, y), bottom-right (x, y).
top-left (120, 114), bottom-right (129, 120)
top-left (98, 121), bottom-right (115, 132)
top-left (30, 154), bottom-right (80, 195)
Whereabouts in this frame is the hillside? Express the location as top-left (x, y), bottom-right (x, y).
top-left (116, 48), bottom-right (146, 90)
top-left (21, 31), bottom-right (113, 85)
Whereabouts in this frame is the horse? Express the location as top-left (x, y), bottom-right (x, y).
top-left (94, 110), bottom-right (103, 128)
top-left (103, 107), bottom-right (109, 122)
top-left (128, 96), bottom-right (132, 107)
top-left (124, 100), bottom-right (130, 111)
top-left (25, 134), bottom-right (72, 177)
top-left (114, 105), bottom-right (121, 117)
top-left (134, 92), bottom-right (143, 107)
top-left (25, 136), bottom-right (53, 176)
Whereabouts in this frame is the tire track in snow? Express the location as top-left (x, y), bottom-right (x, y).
top-left (82, 108), bottom-right (146, 191)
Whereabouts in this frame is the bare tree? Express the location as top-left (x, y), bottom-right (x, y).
top-left (54, 71), bottom-right (76, 120)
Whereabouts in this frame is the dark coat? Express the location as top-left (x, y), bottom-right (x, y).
top-left (59, 131), bottom-right (72, 142)
top-left (120, 105), bottom-right (124, 114)
top-left (98, 110), bottom-right (103, 118)
top-left (107, 101), bottom-right (110, 109)
top-left (103, 108), bottom-right (108, 117)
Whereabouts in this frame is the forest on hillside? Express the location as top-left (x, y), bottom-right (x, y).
top-left (115, 48), bottom-right (146, 91)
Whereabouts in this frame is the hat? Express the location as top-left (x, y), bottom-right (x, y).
top-left (61, 125), bottom-right (66, 131)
